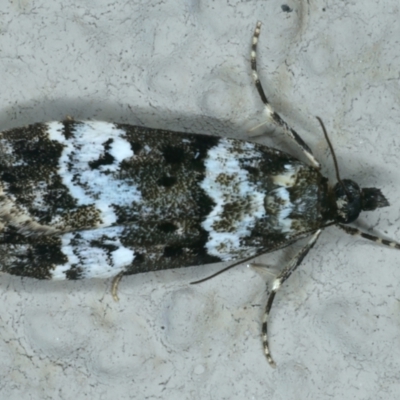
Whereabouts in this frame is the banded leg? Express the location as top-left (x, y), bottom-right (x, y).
top-left (338, 224), bottom-right (400, 249)
top-left (248, 263), bottom-right (279, 278)
top-left (250, 22), bottom-right (321, 170)
top-left (112, 272), bottom-right (125, 301)
top-left (263, 229), bottom-right (322, 367)
top-left (248, 262), bottom-right (273, 268)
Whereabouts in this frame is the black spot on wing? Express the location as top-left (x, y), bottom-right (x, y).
top-left (65, 267), bottom-right (83, 280)
top-left (1, 171), bottom-right (17, 184)
top-left (186, 235), bottom-right (222, 265)
top-left (132, 253), bottom-right (145, 264)
top-left (34, 243), bottom-right (68, 265)
top-left (188, 134), bottom-right (220, 171)
top-left (243, 165), bottom-right (260, 177)
top-left (40, 176), bottom-right (79, 221)
top-left (1, 227), bottom-right (26, 244)
top-left (0, 122), bottom-right (66, 200)
top-left (162, 228), bottom-right (222, 265)
top-left (90, 241), bottom-right (119, 254)
top-left (163, 246), bottom-right (183, 257)
top-left (113, 205), bottom-right (133, 225)
top-left (130, 141), bottom-right (142, 154)
top-left (157, 175), bottom-right (177, 187)
top-left (255, 147), bottom-right (298, 176)
top-left (190, 134), bottom-right (220, 159)
top-left (157, 222), bottom-right (178, 233)
top-left (162, 145), bottom-right (185, 164)
top-left (0, 235), bottom-right (68, 280)
top-left (2, 173), bottom-right (21, 195)
top-left (185, 134), bottom-right (220, 217)
top-left (62, 120), bottom-right (79, 140)
top-left (190, 248), bottom-right (222, 265)
top-left (89, 152), bottom-right (115, 169)
top-left (89, 138), bottom-right (115, 169)
top-left (6, 129), bottom-right (63, 168)
top-left (195, 189), bottom-right (215, 219)
top-left (3, 265), bottom-right (53, 279)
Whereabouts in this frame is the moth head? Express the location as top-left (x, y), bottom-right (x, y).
top-left (333, 179), bottom-right (389, 224)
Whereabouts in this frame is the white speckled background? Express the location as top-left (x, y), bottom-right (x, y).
top-left (1, 1), bottom-right (400, 399)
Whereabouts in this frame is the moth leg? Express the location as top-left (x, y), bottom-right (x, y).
top-left (111, 272), bottom-right (125, 302)
top-left (248, 262), bottom-right (273, 269)
top-left (263, 229), bottom-right (322, 367)
top-left (337, 224), bottom-right (400, 249)
top-left (250, 22), bottom-right (321, 170)
top-left (248, 263), bottom-right (278, 278)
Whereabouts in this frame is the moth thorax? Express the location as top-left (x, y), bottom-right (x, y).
top-left (333, 179), bottom-right (390, 224)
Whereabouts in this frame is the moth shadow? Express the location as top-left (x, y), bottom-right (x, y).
top-left (0, 98), bottom-right (249, 141)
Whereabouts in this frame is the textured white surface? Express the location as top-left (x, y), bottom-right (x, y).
top-left (1, 1), bottom-right (400, 399)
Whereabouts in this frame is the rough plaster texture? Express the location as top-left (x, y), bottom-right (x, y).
top-left (0, 1), bottom-right (400, 399)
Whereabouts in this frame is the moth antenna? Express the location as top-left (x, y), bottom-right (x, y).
top-left (337, 224), bottom-right (400, 249)
top-left (190, 251), bottom-right (269, 284)
top-left (315, 116), bottom-right (348, 196)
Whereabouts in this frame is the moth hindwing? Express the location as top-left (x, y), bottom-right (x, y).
top-left (0, 22), bottom-right (397, 367)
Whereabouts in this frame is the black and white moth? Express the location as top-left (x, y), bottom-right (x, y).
top-left (0, 22), bottom-right (398, 367)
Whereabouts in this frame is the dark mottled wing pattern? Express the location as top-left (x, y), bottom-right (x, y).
top-left (0, 121), bottom-right (329, 280)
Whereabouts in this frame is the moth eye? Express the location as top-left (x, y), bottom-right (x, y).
top-left (333, 179), bottom-right (361, 223)
top-left (157, 175), bottom-right (177, 187)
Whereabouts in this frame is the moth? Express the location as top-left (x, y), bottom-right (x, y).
top-left (0, 22), bottom-right (397, 367)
